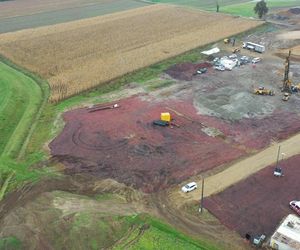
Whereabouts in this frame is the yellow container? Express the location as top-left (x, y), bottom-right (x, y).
top-left (161, 112), bottom-right (171, 122)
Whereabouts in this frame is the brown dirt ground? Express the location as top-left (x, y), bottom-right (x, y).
top-left (50, 48), bottom-right (300, 193)
top-left (0, 175), bottom-right (250, 250)
top-left (204, 154), bottom-right (300, 238)
top-left (50, 96), bottom-right (246, 193)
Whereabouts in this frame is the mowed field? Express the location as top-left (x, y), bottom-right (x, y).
top-left (151, 0), bottom-right (300, 16)
top-left (0, 0), bottom-right (149, 33)
top-left (0, 62), bottom-right (43, 158)
top-left (0, 5), bottom-right (262, 102)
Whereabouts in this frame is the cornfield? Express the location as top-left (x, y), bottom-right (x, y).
top-left (0, 5), bottom-right (262, 102)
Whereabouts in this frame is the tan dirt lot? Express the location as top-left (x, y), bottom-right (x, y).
top-left (0, 4), bottom-right (262, 102)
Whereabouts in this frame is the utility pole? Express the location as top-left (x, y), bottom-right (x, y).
top-left (276, 145), bottom-right (281, 168)
top-left (199, 177), bottom-right (205, 213)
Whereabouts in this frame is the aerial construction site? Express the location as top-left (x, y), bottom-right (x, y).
top-left (0, 1), bottom-right (300, 249)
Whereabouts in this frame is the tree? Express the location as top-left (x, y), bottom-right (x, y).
top-left (254, 0), bottom-right (268, 19)
top-left (216, 0), bottom-right (219, 12)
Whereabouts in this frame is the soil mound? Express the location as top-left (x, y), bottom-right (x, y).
top-left (166, 62), bottom-right (212, 81)
top-left (289, 8), bottom-right (300, 15)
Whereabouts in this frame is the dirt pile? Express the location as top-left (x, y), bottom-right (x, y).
top-left (0, 190), bottom-right (142, 250)
top-left (289, 8), bottom-right (300, 15)
top-left (166, 62), bottom-right (212, 81)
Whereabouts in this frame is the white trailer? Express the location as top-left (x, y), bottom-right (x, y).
top-left (270, 214), bottom-right (300, 250)
top-left (242, 42), bottom-right (265, 53)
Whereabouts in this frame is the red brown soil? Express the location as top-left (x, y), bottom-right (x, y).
top-left (166, 62), bottom-right (212, 81)
top-left (50, 96), bottom-right (246, 193)
top-left (50, 89), bottom-right (300, 193)
top-left (227, 111), bottom-right (300, 149)
top-left (204, 154), bottom-right (300, 238)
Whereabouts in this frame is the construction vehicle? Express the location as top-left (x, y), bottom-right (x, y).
top-left (252, 234), bottom-right (266, 247)
top-left (153, 120), bottom-right (169, 127)
top-left (291, 83), bottom-right (300, 92)
top-left (274, 167), bottom-right (283, 177)
top-left (282, 50), bottom-right (292, 93)
top-left (254, 87), bottom-right (274, 96)
top-left (224, 38), bottom-right (230, 44)
top-left (282, 92), bottom-right (290, 101)
top-left (232, 48), bottom-right (240, 53)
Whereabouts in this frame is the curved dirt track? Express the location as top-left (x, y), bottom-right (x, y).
top-left (169, 132), bottom-right (300, 207)
top-left (0, 176), bottom-right (249, 250)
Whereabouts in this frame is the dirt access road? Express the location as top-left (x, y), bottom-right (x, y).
top-left (169, 132), bottom-right (300, 207)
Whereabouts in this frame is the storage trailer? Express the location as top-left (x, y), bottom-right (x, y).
top-left (242, 42), bottom-right (265, 53)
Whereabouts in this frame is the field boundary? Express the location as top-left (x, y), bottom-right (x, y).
top-left (0, 55), bottom-right (50, 159)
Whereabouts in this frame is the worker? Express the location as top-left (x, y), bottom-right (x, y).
top-left (232, 38), bottom-right (236, 46)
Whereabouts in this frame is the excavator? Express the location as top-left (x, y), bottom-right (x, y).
top-left (254, 86), bottom-right (274, 96)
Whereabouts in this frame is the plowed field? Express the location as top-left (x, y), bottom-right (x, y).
top-left (0, 4), bottom-right (262, 102)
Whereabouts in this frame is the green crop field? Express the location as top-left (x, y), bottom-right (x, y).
top-left (151, 0), bottom-right (300, 16)
top-left (150, 0), bottom-right (249, 10)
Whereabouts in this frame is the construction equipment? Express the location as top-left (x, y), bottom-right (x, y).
top-left (291, 83), bottom-right (300, 92)
top-left (253, 234), bottom-right (266, 247)
top-left (254, 87), bottom-right (274, 96)
top-left (282, 50), bottom-right (292, 93)
top-left (224, 38), bottom-right (230, 44)
top-left (153, 120), bottom-right (169, 127)
top-left (161, 112), bottom-right (171, 122)
top-left (274, 167), bottom-right (283, 177)
top-left (232, 48), bottom-right (240, 53)
top-left (282, 92), bottom-right (290, 101)
top-left (87, 103), bottom-right (119, 113)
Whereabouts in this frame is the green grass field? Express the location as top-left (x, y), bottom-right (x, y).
top-left (0, 59), bottom-right (51, 199)
top-left (113, 215), bottom-right (220, 250)
top-left (0, 62), bottom-right (42, 157)
top-left (151, 0), bottom-right (300, 16)
top-left (221, 0), bottom-right (300, 17)
top-left (150, 0), bottom-right (249, 10)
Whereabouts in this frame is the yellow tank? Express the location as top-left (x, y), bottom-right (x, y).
top-left (161, 112), bottom-right (171, 122)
